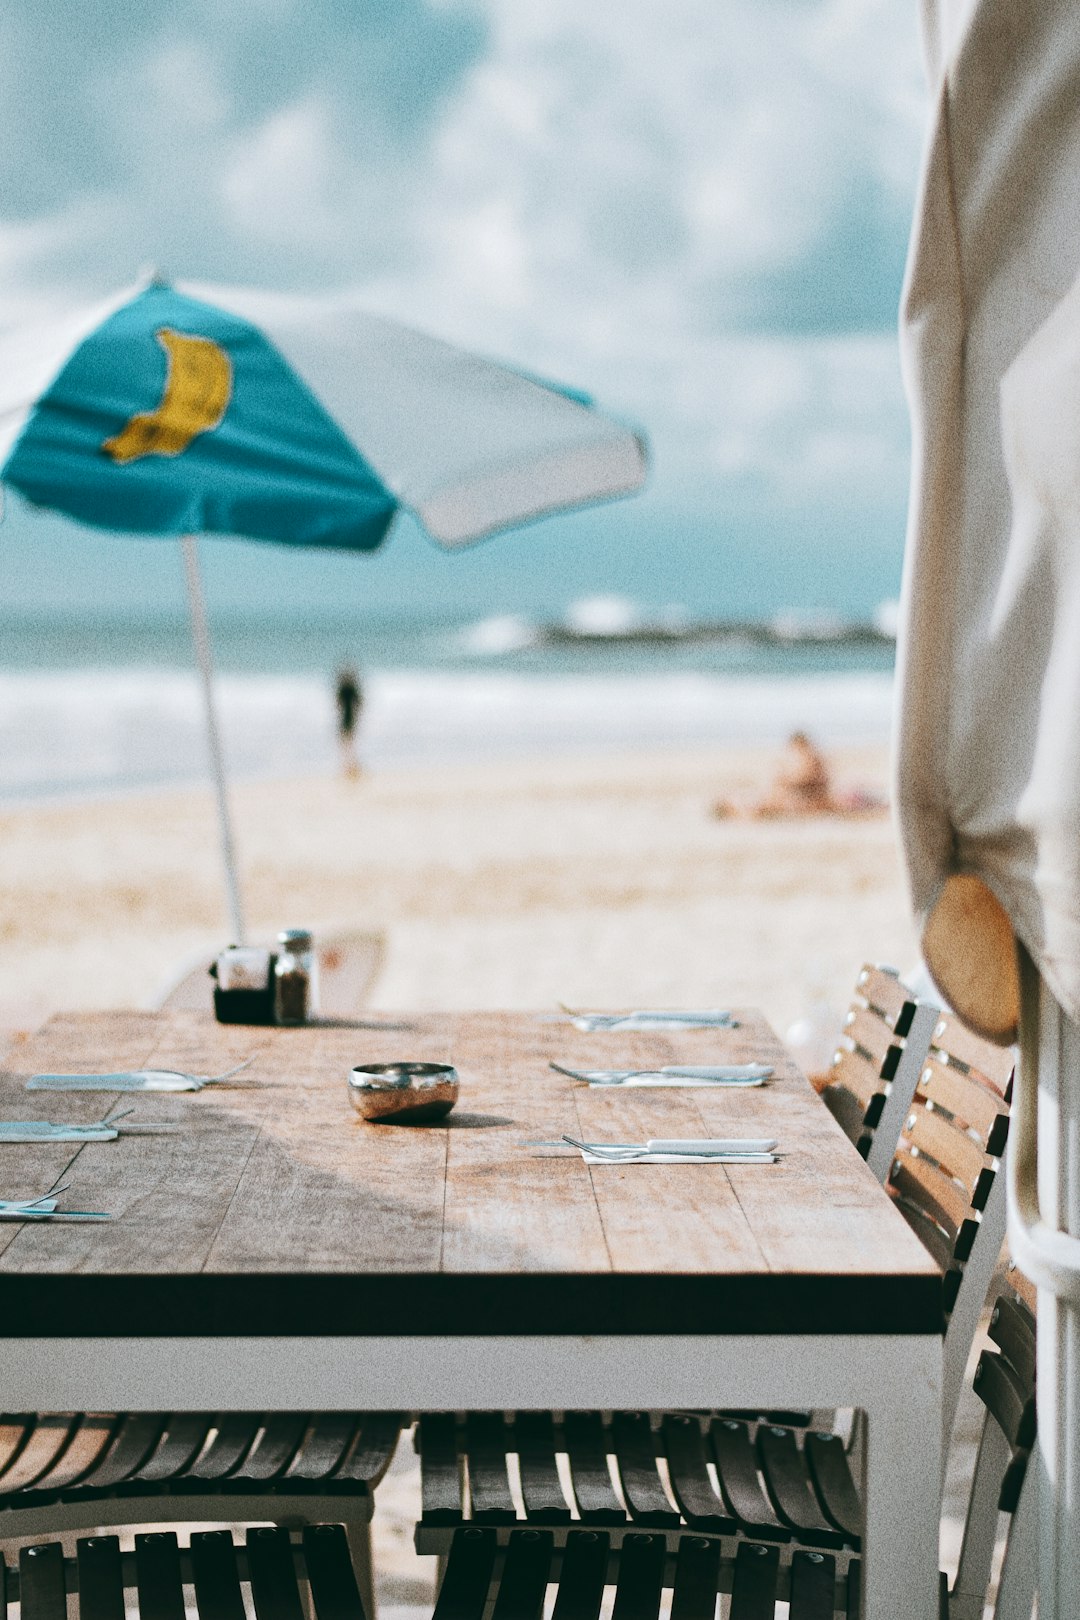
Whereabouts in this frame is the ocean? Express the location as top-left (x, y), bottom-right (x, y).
top-left (0, 501), bottom-right (900, 800)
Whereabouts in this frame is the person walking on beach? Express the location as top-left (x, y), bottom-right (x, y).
top-left (335, 664), bottom-right (364, 779)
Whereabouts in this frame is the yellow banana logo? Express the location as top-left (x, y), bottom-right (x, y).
top-left (102, 328), bottom-right (232, 464)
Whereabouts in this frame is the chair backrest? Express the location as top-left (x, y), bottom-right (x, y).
top-left (888, 1011), bottom-right (1017, 1442)
top-left (951, 1286), bottom-right (1037, 1620)
top-left (820, 964), bottom-right (939, 1181)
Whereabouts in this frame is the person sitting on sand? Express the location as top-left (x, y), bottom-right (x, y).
top-left (712, 731), bottom-right (885, 820)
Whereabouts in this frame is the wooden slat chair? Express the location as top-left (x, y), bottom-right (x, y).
top-left (0, 1411), bottom-right (402, 1616)
top-left (6, 1292), bottom-right (1033, 1620)
top-left (818, 964), bottom-right (939, 1182)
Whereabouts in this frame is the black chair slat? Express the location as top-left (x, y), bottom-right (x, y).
top-left (228, 1415), bottom-right (308, 1484)
top-left (610, 1532), bottom-right (666, 1620)
top-left (0, 1416), bottom-right (33, 1482)
top-left (189, 1531), bottom-right (247, 1620)
top-left (513, 1412), bottom-right (572, 1523)
top-left (333, 1413), bottom-right (404, 1484)
top-left (432, 1529), bottom-right (497, 1620)
top-left (302, 1523), bottom-right (368, 1620)
top-left (973, 1353), bottom-right (1037, 1451)
top-left (1, 1550), bottom-right (7, 1620)
top-left (669, 1534), bottom-right (722, 1620)
top-left (788, 1551), bottom-right (838, 1620)
top-left (76, 1536), bottom-right (126, 1620)
top-left (419, 1414), bottom-right (465, 1526)
top-left (19, 1542), bottom-right (67, 1620)
top-left (989, 1295), bottom-right (1037, 1394)
top-left (757, 1427), bottom-right (845, 1548)
top-left (562, 1412), bottom-right (626, 1524)
top-left (0, 1417), bottom-right (79, 1495)
top-left (134, 1532), bottom-right (187, 1620)
top-left (464, 1413), bottom-right (517, 1523)
top-left (709, 1419), bottom-right (790, 1541)
top-left (660, 1414), bottom-right (736, 1533)
top-left (246, 1526), bottom-right (305, 1620)
top-left (490, 1529), bottom-right (553, 1620)
top-left (999, 1449), bottom-right (1033, 1514)
top-left (288, 1416), bottom-right (359, 1482)
top-left (846, 1560), bottom-right (861, 1620)
top-left (71, 1414), bottom-right (166, 1494)
top-left (128, 1414), bottom-right (215, 1484)
top-left (550, 1531), bottom-right (609, 1620)
top-left (610, 1413), bottom-right (678, 1526)
top-left (804, 1433), bottom-right (862, 1546)
top-left (729, 1542), bottom-right (780, 1620)
top-left (182, 1415), bottom-right (261, 1484)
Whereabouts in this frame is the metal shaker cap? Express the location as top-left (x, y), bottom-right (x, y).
top-left (277, 928), bottom-right (313, 951)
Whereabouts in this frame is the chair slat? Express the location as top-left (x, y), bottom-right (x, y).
top-left (228, 1415), bottom-right (308, 1483)
top-left (25, 1415), bottom-right (116, 1495)
top-left (562, 1412), bottom-right (626, 1524)
top-left (464, 1413), bottom-right (517, 1522)
top-left (76, 1536), bottom-right (125, 1620)
top-left (333, 1413), bottom-right (403, 1485)
top-left (246, 1526), bottom-right (305, 1620)
top-left (843, 1006), bottom-right (897, 1069)
top-left (709, 1419), bottom-right (790, 1541)
top-left (803, 1432), bottom-right (862, 1545)
top-left (855, 965), bottom-right (913, 1031)
top-left (183, 1415), bottom-right (261, 1483)
top-left (0, 1416), bottom-right (33, 1482)
top-left (0, 1417), bottom-right (78, 1495)
top-left (129, 1414), bottom-right (215, 1484)
top-left (19, 1543), bottom-right (67, 1620)
top-left (729, 1542), bottom-right (780, 1620)
top-left (989, 1294), bottom-right (1037, 1392)
top-left (916, 1056), bottom-right (1008, 1144)
top-left (788, 1550), bottom-right (838, 1620)
top-left (900, 1107), bottom-right (992, 1197)
top-left (302, 1523), bottom-right (368, 1620)
top-left (490, 1530), bottom-right (553, 1620)
top-left (134, 1533), bottom-right (187, 1620)
top-left (888, 1157), bottom-right (967, 1247)
top-left (755, 1427), bottom-right (844, 1548)
top-left (609, 1533), bottom-right (666, 1620)
top-left (610, 1413), bottom-right (679, 1526)
top-left (669, 1535), bottom-right (722, 1620)
top-left (972, 1352), bottom-right (1036, 1451)
top-left (189, 1531), bottom-right (247, 1620)
top-left (825, 1050), bottom-right (879, 1112)
top-left (431, 1528), bottom-right (497, 1620)
top-left (659, 1413), bottom-right (736, 1532)
top-left (71, 1414), bottom-right (166, 1492)
top-left (930, 1016), bottom-right (1015, 1094)
top-left (286, 1416), bottom-right (358, 1483)
top-left (419, 1413), bottom-right (465, 1526)
top-left (550, 1531), bottom-right (609, 1620)
top-left (513, 1412), bottom-right (572, 1523)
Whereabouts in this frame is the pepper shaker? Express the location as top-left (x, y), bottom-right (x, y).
top-left (274, 929), bottom-right (316, 1024)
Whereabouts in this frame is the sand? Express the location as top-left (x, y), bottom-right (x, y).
top-left (0, 740), bottom-right (918, 1042)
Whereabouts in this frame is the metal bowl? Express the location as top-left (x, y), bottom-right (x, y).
top-left (348, 1061), bottom-right (459, 1124)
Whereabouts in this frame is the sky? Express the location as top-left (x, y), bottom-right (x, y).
top-left (0, 0), bottom-right (929, 629)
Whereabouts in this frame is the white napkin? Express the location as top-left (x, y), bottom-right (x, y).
top-left (569, 1009), bottom-right (736, 1031)
top-left (579, 1149), bottom-right (777, 1164)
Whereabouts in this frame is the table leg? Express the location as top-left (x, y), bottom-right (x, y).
top-left (861, 1334), bottom-right (942, 1620)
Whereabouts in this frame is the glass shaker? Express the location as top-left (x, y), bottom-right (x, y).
top-left (274, 928), bottom-right (316, 1025)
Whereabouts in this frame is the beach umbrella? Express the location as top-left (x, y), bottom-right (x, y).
top-left (0, 275), bottom-right (648, 941)
top-left (895, 6), bottom-right (1080, 1611)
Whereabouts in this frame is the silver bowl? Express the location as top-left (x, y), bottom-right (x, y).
top-left (348, 1061), bottom-right (459, 1124)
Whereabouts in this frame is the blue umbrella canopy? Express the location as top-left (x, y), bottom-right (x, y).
top-left (0, 276), bottom-right (647, 548)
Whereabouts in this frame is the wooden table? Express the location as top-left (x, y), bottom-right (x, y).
top-left (0, 1008), bottom-right (941, 1619)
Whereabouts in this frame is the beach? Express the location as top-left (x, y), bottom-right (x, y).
top-left (0, 738), bottom-right (917, 1044)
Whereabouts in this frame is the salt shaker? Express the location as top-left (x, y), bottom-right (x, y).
top-left (274, 929), bottom-right (316, 1024)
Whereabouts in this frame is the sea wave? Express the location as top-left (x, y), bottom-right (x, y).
top-left (0, 668), bottom-right (895, 803)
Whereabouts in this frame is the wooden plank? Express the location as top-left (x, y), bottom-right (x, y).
top-left (854, 965), bottom-right (912, 1029)
top-left (930, 1014), bottom-right (1016, 1093)
top-left (826, 1048), bottom-right (880, 1111)
top-left (842, 1006), bottom-right (895, 1069)
top-left (900, 1107), bottom-right (989, 1197)
top-left (915, 1054), bottom-right (1007, 1142)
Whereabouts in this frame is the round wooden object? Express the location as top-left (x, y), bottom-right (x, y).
top-left (922, 873), bottom-right (1020, 1045)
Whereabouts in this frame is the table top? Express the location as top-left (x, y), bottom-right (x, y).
top-left (0, 1008), bottom-right (940, 1338)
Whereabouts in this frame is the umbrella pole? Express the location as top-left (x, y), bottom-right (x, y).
top-left (181, 534), bottom-right (246, 944)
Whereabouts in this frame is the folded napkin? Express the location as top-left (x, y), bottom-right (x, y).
top-left (577, 1063), bottom-right (772, 1087)
top-left (567, 1009), bottom-right (736, 1032)
top-left (0, 1196), bottom-right (111, 1221)
top-left (579, 1148), bottom-right (776, 1164)
top-left (30, 1069), bottom-right (215, 1093)
top-left (0, 1114), bottom-right (176, 1142)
